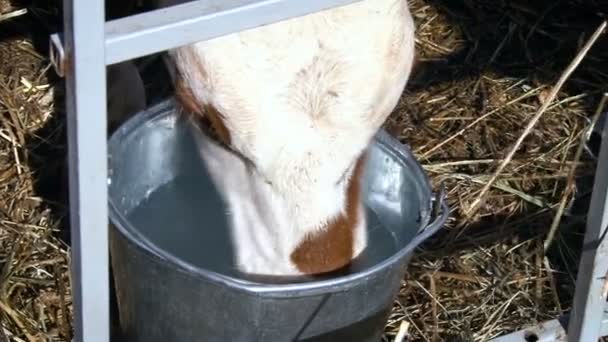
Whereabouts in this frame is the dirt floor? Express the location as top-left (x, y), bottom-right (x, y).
top-left (1, 0), bottom-right (607, 341)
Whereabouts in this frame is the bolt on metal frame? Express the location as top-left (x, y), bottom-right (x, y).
top-left (51, 0), bottom-right (608, 341)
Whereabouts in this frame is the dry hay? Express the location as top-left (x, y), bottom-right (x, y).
top-left (382, 0), bottom-right (607, 341)
top-left (0, 12), bottom-right (72, 342)
top-left (1, 0), bottom-right (607, 341)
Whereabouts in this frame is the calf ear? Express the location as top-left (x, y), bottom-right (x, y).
top-left (161, 54), bottom-right (178, 84)
top-left (106, 61), bottom-right (147, 134)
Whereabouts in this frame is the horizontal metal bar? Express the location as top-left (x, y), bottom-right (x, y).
top-left (490, 302), bottom-right (608, 342)
top-left (105, 0), bottom-right (361, 65)
top-left (49, 0), bottom-right (362, 71)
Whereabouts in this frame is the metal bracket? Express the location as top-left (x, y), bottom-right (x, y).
top-left (50, 33), bottom-right (65, 77)
top-left (430, 182), bottom-right (447, 225)
top-left (490, 302), bottom-right (608, 341)
top-left (585, 110), bottom-right (607, 159)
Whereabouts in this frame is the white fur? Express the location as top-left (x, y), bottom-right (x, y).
top-left (168, 0), bottom-right (416, 276)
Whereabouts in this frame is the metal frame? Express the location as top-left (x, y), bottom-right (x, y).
top-left (51, 0), bottom-right (608, 341)
top-left (61, 0), bottom-right (109, 341)
top-left (567, 109), bottom-right (608, 341)
top-left (52, 0), bottom-right (362, 72)
top-left (53, 0), bottom-right (362, 341)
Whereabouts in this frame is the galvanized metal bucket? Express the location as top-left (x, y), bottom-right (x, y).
top-left (107, 99), bottom-right (448, 342)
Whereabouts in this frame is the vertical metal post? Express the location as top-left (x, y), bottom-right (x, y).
top-left (567, 118), bottom-right (608, 341)
top-left (63, 0), bottom-right (109, 340)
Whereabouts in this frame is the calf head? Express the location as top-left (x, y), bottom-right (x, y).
top-left (168, 0), bottom-right (416, 277)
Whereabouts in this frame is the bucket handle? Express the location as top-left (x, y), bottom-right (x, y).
top-left (404, 185), bottom-right (449, 255)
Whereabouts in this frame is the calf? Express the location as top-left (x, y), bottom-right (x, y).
top-left (109, 0), bottom-right (416, 278)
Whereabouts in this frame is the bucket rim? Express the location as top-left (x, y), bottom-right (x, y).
top-left (108, 98), bottom-right (449, 297)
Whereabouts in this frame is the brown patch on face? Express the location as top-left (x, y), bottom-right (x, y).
top-left (290, 153), bottom-right (367, 276)
top-left (174, 76), bottom-right (231, 146)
